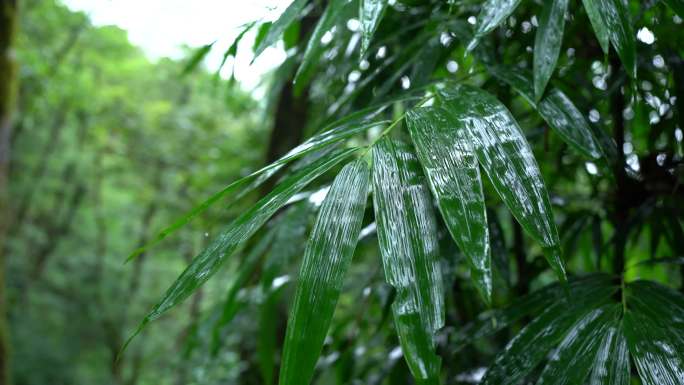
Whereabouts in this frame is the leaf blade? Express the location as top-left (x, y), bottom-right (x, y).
top-left (359, 0), bottom-right (388, 57)
top-left (279, 160), bottom-right (370, 385)
top-left (254, 0), bottom-right (308, 59)
top-left (582, 0), bottom-right (610, 53)
top-left (534, 0), bottom-right (569, 101)
top-left (467, 0), bottom-right (524, 51)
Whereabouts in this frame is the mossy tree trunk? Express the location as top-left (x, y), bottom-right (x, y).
top-left (0, 1), bottom-right (18, 384)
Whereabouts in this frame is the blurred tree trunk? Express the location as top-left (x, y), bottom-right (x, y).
top-left (0, 1), bottom-right (17, 384)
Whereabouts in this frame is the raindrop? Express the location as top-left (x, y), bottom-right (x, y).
top-left (675, 128), bottom-right (683, 142)
top-left (446, 60), bottom-right (459, 73)
top-left (440, 32), bottom-right (453, 46)
top-left (400, 76), bottom-right (411, 89)
top-left (656, 153), bottom-right (666, 166)
top-left (388, 346), bottom-right (403, 360)
top-left (359, 59), bottom-right (370, 70)
top-left (589, 109), bottom-right (600, 123)
top-left (627, 154), bottom-right (640, 172)
top-left (321, 30), bottom-right (334, 45)
top-left (348, 70), bottom-right (361, 83)
top-left (585, 162), bottom-right (599, 175)
top-left (675, 15), bottom-right (683, 24)
top-left (622, 107), bottom-right (634, 120)
top-left (467, 16), bottom-right (477, 25)
top-left (649, 110), bottom-right (660, 125)
top-left (636, 27), bottom-right (655, 44)
top-left (566, 47), bottom-right (575, 57)
top-left (376, 46), bottom-right (387, 59)
top-left (652, 55), bottom-right (665, 69)
top-left (521, 21), bottom-right (532, 33)
top-left (346, 18), bottom-right (360, 32)
top-left (531, 15), bottom-right (538, 27)
top-left (641, 80), bottom-right (653, 91)
top-left (623, 142), bottom-right (633, 154)
top-left (204, 232), bottom-right (209, 237)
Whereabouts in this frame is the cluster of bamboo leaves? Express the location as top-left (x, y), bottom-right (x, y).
top-left (128, 0), bottom-right (684, 384)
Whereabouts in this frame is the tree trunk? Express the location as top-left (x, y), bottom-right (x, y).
top-left (0, 1), bottom-right (18, 384)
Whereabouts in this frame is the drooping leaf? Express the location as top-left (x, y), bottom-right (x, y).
top-left (371, 138), bottom-right (444, 383)
top-left (489, 66), bottom-right (603, 159)
top-left (125, 148), bottom-right (358, 349)
top-left (294, 0), bottom-right (348, 93)
top-left (182, 41), bottom-right (215, 75)
top-left (359, 0), bottom-right (388, 57)
top-left (467, 0), bottom-right (524, 51)
top-left (481, 280), bottom-right (617, 385)
top-left (218, 21), bottom-right (256, 75)
top-left (581, 0), bottom-right (610, 54)
top-left (536, 304), bottom-right (622, 385)
top-left (254, 0), bottom-right (308, 59)
top-left (662, 0), bottom-right (684, 19)
top-left (594, 0), bottom-right (637, 78)
top-left (534, 0), bottom-right (568, 101)
top-left (126, 119), bottom-right (384, 261)
top-left (406, 107), bottom-right (491, 303)
top-left (438, 85), bottom-right (566, 282)
top-left (279, 160), bottom-right (369, 385)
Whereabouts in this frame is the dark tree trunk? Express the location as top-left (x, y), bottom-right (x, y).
top-left (0, 1), bottom-right (18, 384)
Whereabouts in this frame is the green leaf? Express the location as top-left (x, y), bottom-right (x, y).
top-left (581, 0), bottom-right (610, 54)
top-left (467, 0), bottom-right (524, 51)
top-left (662, 0), bottom-right (684, 18)
top-left (182, 41), bottom-right (215, 75)
top-left (218, 21), bottom-right (256, 75)
top-left (405, 107), bottom-right (491, 303)
top-left (489, 66), bottom-right (603, 159)
top-left (587, 319), bottom-right (630, 385)
top-left (594, 0), bottom-right (637, 78)
top-left (126, 119), bottom-right (384, 261)
top-left (371, 138), bottom-right (444, 383)
top-left (359, 0), bottom-right (388, 57)
top-left (294, 0), bottom-right (348, 93)
top-left (536, 304), bottom-right (622, 385)
top-left (481, 281), bottom-right (616, 385)
top-left (254, 0), bottom-right (308, 59)
top-left (438, 85), bottom-right (566, 282)
top-left (534, 0), bottom-right (568, 101)
top-left (125, 148), bottom-right (358, 349)
top-left (279, 160), bottom-right (370, 385)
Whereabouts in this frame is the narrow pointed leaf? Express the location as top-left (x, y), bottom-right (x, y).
top-left (439, 85), bottom-right (566, 282)
top-left (481, 282), bottom-right (616, 385)
top-left (218, 22), bottom-right (256, 74)
top-left (128, 148), bottom-right (358, 346)
top-left (536, 304), bottom-right (622, 385)
top-left (662, 0), bottom-right (684, 19)
top-left (372, 139), bottom-right (444, 383)
top-left (279, 160), bottom-right (369, 385)
top-left (582, 0), bottom-right (610, 54)
top-left (595, 0), bottom-right (637, 78)
top-left (588, 319), bottom-right (630, 385)
top-left (489, 66), bottom-right (603, 159)
top-left (126, 119), bottom-right (384, 261)
top-left (467, 0), bottom-right (523, 51)
top-left (534, 0), bottom-right (568, 101)
top-left (254, 0), bottom-right (308, 59)
top-left (182, 41), bottom-right (215, 75)
top-left (406, 107), bottom-right (492, 303)
top-left (359, 0), bottom-right (388, 57)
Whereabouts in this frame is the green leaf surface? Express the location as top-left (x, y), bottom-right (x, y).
top-left (587, 319), bottom-right (630, 385)
top-left (359, 0), bottom-right (388, 57)
top-left (406, 107), bottom-right (491, 303)
top-left (581, 0), bottom-right (610, 54)
top-left (371, 138), bottom-right (444, 383)
top-left (481, 281), bottom-right (616, 385)
top-left (279, 160), bottom-right (370, 385)
top-left (438, 85), bottom-right (566, 282)
top-left (218, 21), bottom-right (256, 74)
top-left (127, 148), bottom-right (358, 349)
top-left (534, 0), bottom-right (568, 101)
top-left (489, 66), bottom-right (602, 159)
top-left (467, 0), bottom-right (523, 51)
top-left (536, 304), bottom-right (622, 385)
top-left (662, 0), bottom-right (684, 18)
top-left (254, 0), bottom-right (308, 59)
top-left (594, 0), bottom-right (637, 78)
top-left (182, 41), bottom-right (215, 75)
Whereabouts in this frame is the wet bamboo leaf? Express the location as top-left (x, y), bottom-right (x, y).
top-left (438, 85), bottom-right (566, 282)
top-left (406, 107), bottom-right (491, 303)
top-left (125, 148), bottom-right (358, 349)
top-left (534, 0), bottom-right (568, 101)
top-left (536, 304), bottom-right (622, 385)
top-left (588, 319), bottom-right (630, 385)
top-left (489, 66), bottom-right (603, 159)
top-left (127, 119), bottom-right (384, 261)
top-left (218, 21), bottom-right (256, 74)
top-left (182, 41), bottom-right (215, 75)
top-left (254, 0), bottom-right (308, 59)
top-left (359, 0), bottom-right (388, 57)
top-left (279, 160), bottom-right (370, 385)
top-left (467, 0), bottom-right (523, 51)
top-left (662, 0), bottom-right (684, 18)
top-left (594, 0), bottom-right (637, 78)
top-left (581, 0), bottom-right (610, 54)
top-left (371, 139), bottom-right (444, 383)
top-left (481, 281), bottom-right (616, 385)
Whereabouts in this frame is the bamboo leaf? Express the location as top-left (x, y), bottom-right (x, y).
top-left (582, 0), bottom-right (610, 54)
top-left (467, 0), bottom-right (524, 51)
top-left (254, 0), bottom-right (308, 59)
top-left (279, 160), bottom-right (370, 385)
top-left (359, 0), bottom-right (388, 57)
top-left (124, 148), bottom-right (358, 350)
top-left (534, 0), bottom-right (568, 101)
top-left (371, 138), bottom-right (444, 383)
top-left (489, 66), bottom-right (603, 159)
top-left (405, 107), bottom-right (492, 303)
top-left (594, 0), bottom-right (637, 78)
top-left (182, 41), bottom-right (215, 75)
top-left (588, 319), bottom-right (630, 385)
top-left (438, 85), bottom-right (567, 282)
